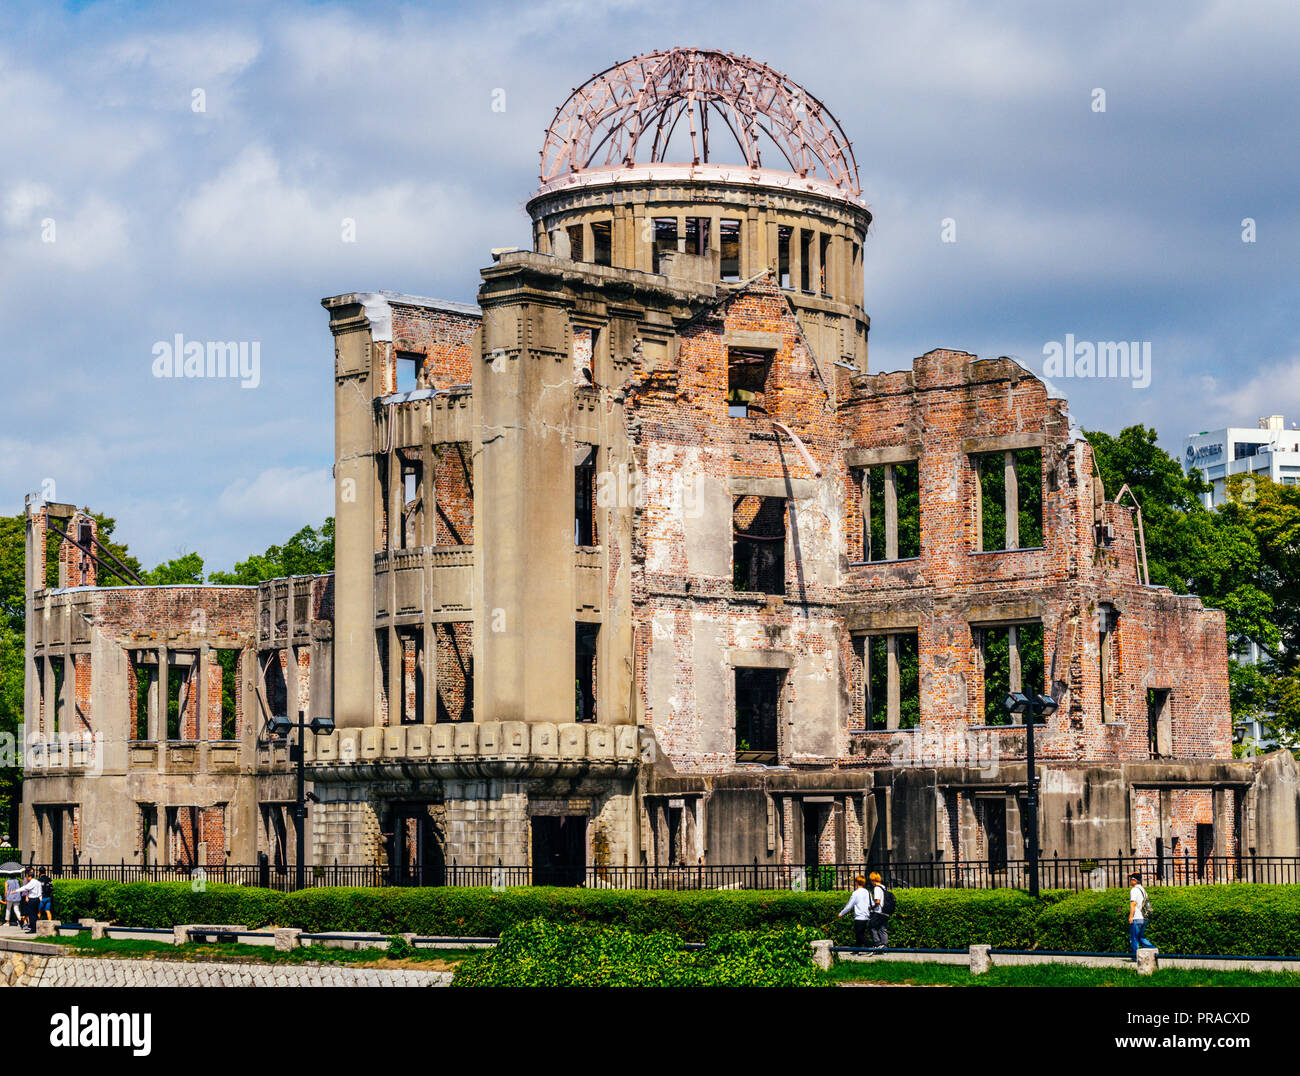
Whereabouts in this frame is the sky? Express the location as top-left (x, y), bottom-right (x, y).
top-left (2, 0), bottom-right (1297, 571)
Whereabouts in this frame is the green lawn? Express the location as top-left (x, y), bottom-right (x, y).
top-left (827, 960), bottom-right (1300, 988)
top-left (41, 933), bottom-right (478, 968)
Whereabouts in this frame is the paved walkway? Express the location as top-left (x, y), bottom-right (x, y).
top-left (27, 957), bottom-right (451, 987)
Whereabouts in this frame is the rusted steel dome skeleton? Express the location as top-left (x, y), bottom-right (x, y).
top-left (540, 48), bottom-right (861, 197)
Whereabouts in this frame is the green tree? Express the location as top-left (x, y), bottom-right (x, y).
top-left (1087, 429), bottom-right (1300, 751)
top-left (208, 519), bottom-right (334, 584)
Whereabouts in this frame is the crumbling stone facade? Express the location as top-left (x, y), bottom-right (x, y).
top-left (22, 49), bottom-right (1299, 878)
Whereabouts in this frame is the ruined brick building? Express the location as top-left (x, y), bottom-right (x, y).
top-left (23, 49), bottom-right (1299, 880)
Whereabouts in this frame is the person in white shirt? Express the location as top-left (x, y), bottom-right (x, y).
top-left (16, 870), bottom-right (41, 933)
top-left (837, 874), bottom-right (874, 947)
top-left (1128, 871), bottom-right (1156, 958)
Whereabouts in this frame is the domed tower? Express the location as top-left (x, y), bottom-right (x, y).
top-left (527, 48), bottom-right (872, 368)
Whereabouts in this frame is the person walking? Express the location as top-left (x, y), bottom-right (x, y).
top-left (867, 871), bottom-right (892, 950)
top-left (3, 875), bottom-right (21, 927)
top-left (37, 870), bottom-right (53, 922)
top-left (16, 870), bottom-right (41, 934)
top-left (1128, 871), bottom-right (1157, 958)
top-left (837, 874), bottom-right (875, 947)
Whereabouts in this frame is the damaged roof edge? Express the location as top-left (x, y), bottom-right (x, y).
top-left (321, 291), bottom-right (482, 341)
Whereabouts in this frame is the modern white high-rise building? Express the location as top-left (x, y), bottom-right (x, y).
top-left (1183, 414), bottom-right (1300, 508)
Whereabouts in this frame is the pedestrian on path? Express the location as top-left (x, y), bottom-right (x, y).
top-left (867, 871), bottom-right (892, 950)
top-left (3, 875), bottom-right (21, 926)
top-left (837, 874), bottom-right (874, 947)
top-left (16, 869), bottom-right (41, 933)
top-left (1128, 871), bottom-right (1157, 958)
top-left (37, 870), bottom-right (53, 921)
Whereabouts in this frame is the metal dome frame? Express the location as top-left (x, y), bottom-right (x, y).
top-left (539, 48), bottom-right (861, 197)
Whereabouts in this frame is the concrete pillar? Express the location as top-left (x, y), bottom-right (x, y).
top-left (1136, 947), bottom-right (1158, 975)
top-left (884, 464), bottom-right (898, 561)
top-left (325, 301), bottom-right (381, 729)
top-left (155, 647), bottom-right (168, 741)
top-left (1005, 450), bottom-right (1019, 549)
top-left (274, 927), bottom-right (302, 951)
top-left (886, 634), bottom-right (900, 731)
top-left (969, 944), bottom-right (992, 974)
top-left (810, 939), bottom-right (833, 971)
top-left (475, 273), bottom-right (576, 724)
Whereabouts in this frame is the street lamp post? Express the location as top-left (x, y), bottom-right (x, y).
top-left (267, 711), bottom-right (335, 891)
top-left (1002, 691), bottom-right (1059, 897)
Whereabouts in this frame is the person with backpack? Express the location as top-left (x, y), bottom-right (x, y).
top-left (837, 874), bottom-right (875, 946)
top-left (37, 871), bottom-right (53, 921)
top-left (868, 871), bottom-right (894, 949)
top-left (1128, 871), bottom-right (1157, 958)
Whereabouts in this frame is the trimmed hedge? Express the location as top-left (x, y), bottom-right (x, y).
top-left (47, 880), bottom-right (1300, 956)
top-left (452, 919), bottom-right (823, 987)
top-left (1036, 885), bottom-right (1300, 956)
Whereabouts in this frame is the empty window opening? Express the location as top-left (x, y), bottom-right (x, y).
top-left (395, 350), bottom-right (421, 393)
top-left (434, 444), bottom-right (473, 545)
top-left (856, 461), bottom-right (920, 561)
top-left (400, 461), bottom-right (423, 549)
top-left (400, 628), bottom-right (423, 725)
top-left (859, 631), bottom-right (920, 730)
top-left (567, 223), bottom-right (584, 262)
top-left (166, 660), bottom-right (196, 740)
top-left (980, 797), bottom-right (1008, 872)
top-left (727, 347), bottom-right (772, 417)
top-left (132, 656), bottom-right (154, 740)
top-left (819, 232), bottom-right (832, 296)
top-left (685, 216), bottom-right (710, 255)
top-left (572, 326), bottom-right (595, 384)
top-left (733, 496), bottom-right (786, 595)
top-left (777, 225), bottom-right (792, 289)
top-left (1147, 687), bottom-right (1173, 758)
top-left (261, 650), bottom-right (288, 722)
top-left (735, 667), bottom-right (782, 763)
top-left (435, 623), bottom-right (473, 723)
top-left (576, 623), bottom-right (598, 723)
top-left (574, 443), bottom-right (597, 546)
top-left (48, 656), bottom-right (65, 734)
top-left (591, 219), bottom-right (612, 266)
top-left (799, 229), bottom-right (813, 291)
top-left (974, 448), bottom-right (1044, 551)
top-left (1196, 823), bottom-right (1214, 878)
top-left (978, 622), bottom-right (1045, 725)
top-left (720, 218), bottom-right (742, 281)
top-left (1098, 603), bottom-right (1119, 722)
top-left (652, 218), bottom-right (677, 273)
top-left (216, 650), bottom-right (239, 740)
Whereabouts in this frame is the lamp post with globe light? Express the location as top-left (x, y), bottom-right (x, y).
top-left (1002, 691), bottom-right (1059, 897)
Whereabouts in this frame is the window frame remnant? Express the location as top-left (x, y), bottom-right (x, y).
top-left (732, 495), bottom-right (786, 596)
top-left (972, 448), bottom-right (1044, 552)
top-left (735, 667), bottom-right (783, 764)
top-left (976, 621), bottom-right (1046, 726)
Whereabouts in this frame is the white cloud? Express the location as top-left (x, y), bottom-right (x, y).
top-left (216, 466), bottom-right (333, 526)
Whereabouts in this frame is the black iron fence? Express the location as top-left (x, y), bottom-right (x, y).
top-left (23, 852), bottom-right (1300, 892)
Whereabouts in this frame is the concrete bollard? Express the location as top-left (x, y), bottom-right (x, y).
top-left (174, 924), bottom-right (190, 946)
top-left (274, 928), bottom-right (302, 952)
top-left (810, 939), bottom-right (834, 971)
top-left (1136, 948), bottom-right (1159, 976)
top-left (34, 920), bottom-right (56, 938)
top-left (969, 944), bottom-right (992, 975)
top-left (90, 922), bottom-right (105, 940)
